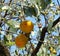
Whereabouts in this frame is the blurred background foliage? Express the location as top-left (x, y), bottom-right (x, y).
top-left (0, 0), bottom-right (60, 56)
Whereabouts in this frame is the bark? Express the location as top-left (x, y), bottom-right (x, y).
top-left (0, 42), bottom-right (10, 56)
top-left (31, 17), bottom-right (60, 56)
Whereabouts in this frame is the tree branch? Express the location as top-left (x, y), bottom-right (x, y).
top-left (3, 10), bottom-right (8, 18)
top-left (31, 17), bottom-right (60, 56)
top-left (57, 0), bottom-right (60, 6)
top-left (0, 42), bottom-right (10, 56)
top-left (52, 17), bottom-right (60, 27)
top-left (9, 0), bottom-right (12, 5)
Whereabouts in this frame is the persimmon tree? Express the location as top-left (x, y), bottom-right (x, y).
top-left (0, 0), bottom-right (60, 56)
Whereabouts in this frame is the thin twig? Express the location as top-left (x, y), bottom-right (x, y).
top-left (9, 0), bottom-right (12, 6)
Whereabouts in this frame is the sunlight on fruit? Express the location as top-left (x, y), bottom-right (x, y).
top-left (20, 20), bottom-right (34, 33)
top-left (15, 34), bottom-right (28, 48)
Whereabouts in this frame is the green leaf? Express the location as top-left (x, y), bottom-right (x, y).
top-left (0, 4), bottom-right (3, 12)
top-left (2, 6), bottom-right (10, 11)
top-left (48, 17), bottom-right (54, 33)
top-left (5, 34), bottom-right (12, 41)
top-left (42, 0), bottom-right (51, 9)
top-left (6, 19), bottom-right (19, 33)
top-left (23, 6), bottom-right (37, 16)
top-left (47, 22), bottom-right (53, 33)
top-left (35, 0), bottom-right (51, 10)
top-left (9, 27), bottom-right (17, 34)
top-left (6, 41), bottom-right (15, 46)
top-left (4, 35), bottom-right (8, 44)
top-left (7, 19), bottom-right (19, 28)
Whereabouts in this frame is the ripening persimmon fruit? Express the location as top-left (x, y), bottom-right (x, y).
top-left (15, 34), bottom-right (28, 48)
top-left (20, 20), bottom-right (34, 33)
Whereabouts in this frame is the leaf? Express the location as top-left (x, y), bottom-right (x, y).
top-left (0, 31), bottom-right (5, 35)
top-left (41, 0), bottom-right (51, 10)
top-left (2, 6), bottom-right (10, 10)
top-left (47, 16), bottom-right (54, 33)
top-left (7, 19), bottom-right (19, 33)
top-left (7, 20), bottom-right (15, 28)
top-left (5, 34), bottom-right (12, 41)
top-left (47, 22), bottom-right (53, 33)
top-left (9, 27), bottom-right (17, 34)
top-left (6, 41), bottom-right (15, 46)
top-left (23, 6), bottom-right (37, 16)
top-left (35, 0), bottom-right (51, 10)
top-left (4, 35), bottom-right (8, 44)
top-left (7, 19), bottom-right (20, 28)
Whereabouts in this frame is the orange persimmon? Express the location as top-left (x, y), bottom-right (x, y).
top-left (15, 34), bottom-right (28, 48)
top-left (20, 20), bottom-right (34, 33)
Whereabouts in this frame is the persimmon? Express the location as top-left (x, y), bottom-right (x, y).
top-left (15, 34), bottom-right (28, 48)
top-left (20, 20), bottom-right (34, 33)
